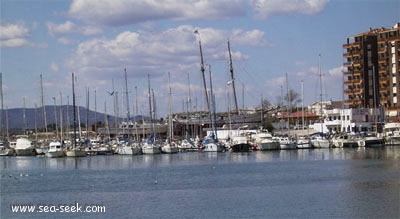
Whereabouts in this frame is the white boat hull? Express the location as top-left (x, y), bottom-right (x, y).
top-left (257, 142), bottom-right (280, 150)
top-left (65, 149), bottom-right (86, 157)
top-left (46, 151), bottom-right (65, 158)
top-left (201, 143), bottom-right (226, 152)
top-left (117, 146), bottom-right (142, 155)
top-left (296, 142), bottom-right (312, 149)
top-left (0, 148), bottom-right (14, 156)
top-left (161, 144), bottom-right (179, 154)
top-left (279, 143), bottom-right (297, 150)
top-left (142, 143), bottom-right (161, 154)
top-left (311, 139), bottom-right (330, 148)
top-left (15, 148), bottom-right (36, 156)
top-left (385, 137), bottom-right (400, 145)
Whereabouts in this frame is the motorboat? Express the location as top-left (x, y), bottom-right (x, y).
top-left (0, 140), bottom-right (14, 156)
top-left (273, 135), bottom-right (296, 150)
top-left (359, 132), bottom-right (385, 147)
top-left (331, 133), bottom-right (359, 148)
top-left (14, 138), bottom-right (36, 156)
top-left (383, 122), bottom-right (400, 145)
top-left (230, 134), bottom-right (251, 152)
top-left (252, 130), bottom-right (280, 150)
top-left (310, 132), bottom-right (330, 148)
top-left (46, 141), bottom-right (65, 158)
top-left (296, 135), bottom-right (312, 149)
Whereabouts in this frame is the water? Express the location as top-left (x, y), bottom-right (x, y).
top-left (1, 147), bottom-right (400, 218)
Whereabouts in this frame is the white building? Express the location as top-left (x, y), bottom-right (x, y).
top-left (311, 107), bottom-right (382, 134)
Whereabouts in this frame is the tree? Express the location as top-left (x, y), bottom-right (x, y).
top-left (260, 99), bottom-right (271, 108)
top-left (284, 89), bottom-right (301, 108)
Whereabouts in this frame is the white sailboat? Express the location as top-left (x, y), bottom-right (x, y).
top-left (65, 73), bottom-right (86, 157)
top-left (142, 74), bottom-right (161, 155)
top-left (161, 73), bottom-right (178, 154)
top-left (310, 54), bottom-right (330, 148)
top-left (200, 65), bottom-right (225, 152)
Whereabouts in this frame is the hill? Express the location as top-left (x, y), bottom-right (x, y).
top-left (0, 105), bottom-right (148, 130)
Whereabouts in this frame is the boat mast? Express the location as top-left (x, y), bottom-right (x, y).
top-left (168, 72), bottom-right (173, 143)
top-left (208, 64), bottom-right (217, 139)
top-left (124, 68), bottom-right (131, 121)
top-left (86, 88), bottom-right (89, 141)
top-left (23, 97), bottom-right (26, 134)
top-left (40, 74), bottom-right (48, 133)
top-left (147, 74), bottom-right (154, 140)
top-left (194, 30), bottom-right (210, 113)
top-left (0, 73), bottom-right (3, 137)
top-left (286, 72), bottom-right (290, 132)
top-left (228, 40), bottom-right (239, 114)
top-left (319, 54), bottom-right (323, 133)
top-left (60, 92), bottom-right (63, 142)
top-left (301, 80), bottom-right (305, 129)
top-left (72, 73), bottom-right (77, 150)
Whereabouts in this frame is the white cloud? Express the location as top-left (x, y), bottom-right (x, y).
top-left (0, 22), bottom-right (30, 47)
top-left (68, 0), bottom-right (245, 26)
top-left (49, 62), bottom-right (59, 72)
top-left (65, 25), bottom-right (267, 107)
top-left (57, 37), bottom-right (75, 45)
top-left (250, 0), bottom-right (330, 19)
top-left (46, 21), bottom-right (102, 37)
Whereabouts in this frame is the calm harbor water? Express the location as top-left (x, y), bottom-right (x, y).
top-left (1, 147), bottom-right (400, 218)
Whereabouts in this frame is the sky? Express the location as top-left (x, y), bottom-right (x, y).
top-left (1, 0), bottom-right (399, 119)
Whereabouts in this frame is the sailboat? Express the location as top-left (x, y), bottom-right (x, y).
top-left (200, 65), bottom-right (226, 152)
top-left (161, 73), bottom-right (179, 154)
top-left (275, 72), bottom-right (296, 150)
top-left (310, 54), bottom-right (330, 148)
top-left (65, 73), bottom-right (86, 157)
top-left (142, 74), bottom-right (162, 154)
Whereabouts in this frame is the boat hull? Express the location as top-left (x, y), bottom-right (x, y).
top-left (201, 143), bottom-right (226, 152)
top-left (161, 145), bottom-right (179, 154)
top-left (65, 150), bottom-right (86, 157)
top-left (385, 137), bottom-right (400, 146)
top-left (117, 146), bottom-right (142, 155)
top-left (0, 148), bottom-right (15, 156)
top-left (279, 143), bottom-right (297, 150)
top-left (15, 148), bottom-right (36, 156)
top-left (142, 144), bottom-right (162, 154)
top-left (231, 143), bottom-right (251, 152)
top-left (257, 142), bottom-right (280, 150)
top-left (311, 139), bottom-right (330, 148)
top-left (46, 151), bottom-right (65, 158)
top-left (296, 142), bottom-right (312, 149)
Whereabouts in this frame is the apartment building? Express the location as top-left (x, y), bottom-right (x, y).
top-left (343, 23), bottom-right (400, 116)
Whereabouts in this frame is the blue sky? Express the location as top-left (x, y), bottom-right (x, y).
top-left (1, 0), bottom-right (399, 119)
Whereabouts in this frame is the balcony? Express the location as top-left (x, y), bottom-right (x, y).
top-left (344, 88), bottom-right (363, 95)
top-left (378, 77), bottom-right (387, 83)
top-left (378, 57), bottom-right (387, 64)
top-left (378, 67), bottom-right (387, 74)
top-left (344, 99), bottom-right (362, 106)
top-left (343, 42), bottom-right (361, 49)
top-left (343, 79), bottom-right (363, 86)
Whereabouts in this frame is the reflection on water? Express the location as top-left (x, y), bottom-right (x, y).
top-left (1, 147), bottom-right (400, 170)
top-left (1, 147), bottom-right (400, 219)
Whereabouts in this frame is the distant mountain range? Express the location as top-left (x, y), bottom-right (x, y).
top-left (0, 105), bottom-right (149, 130)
